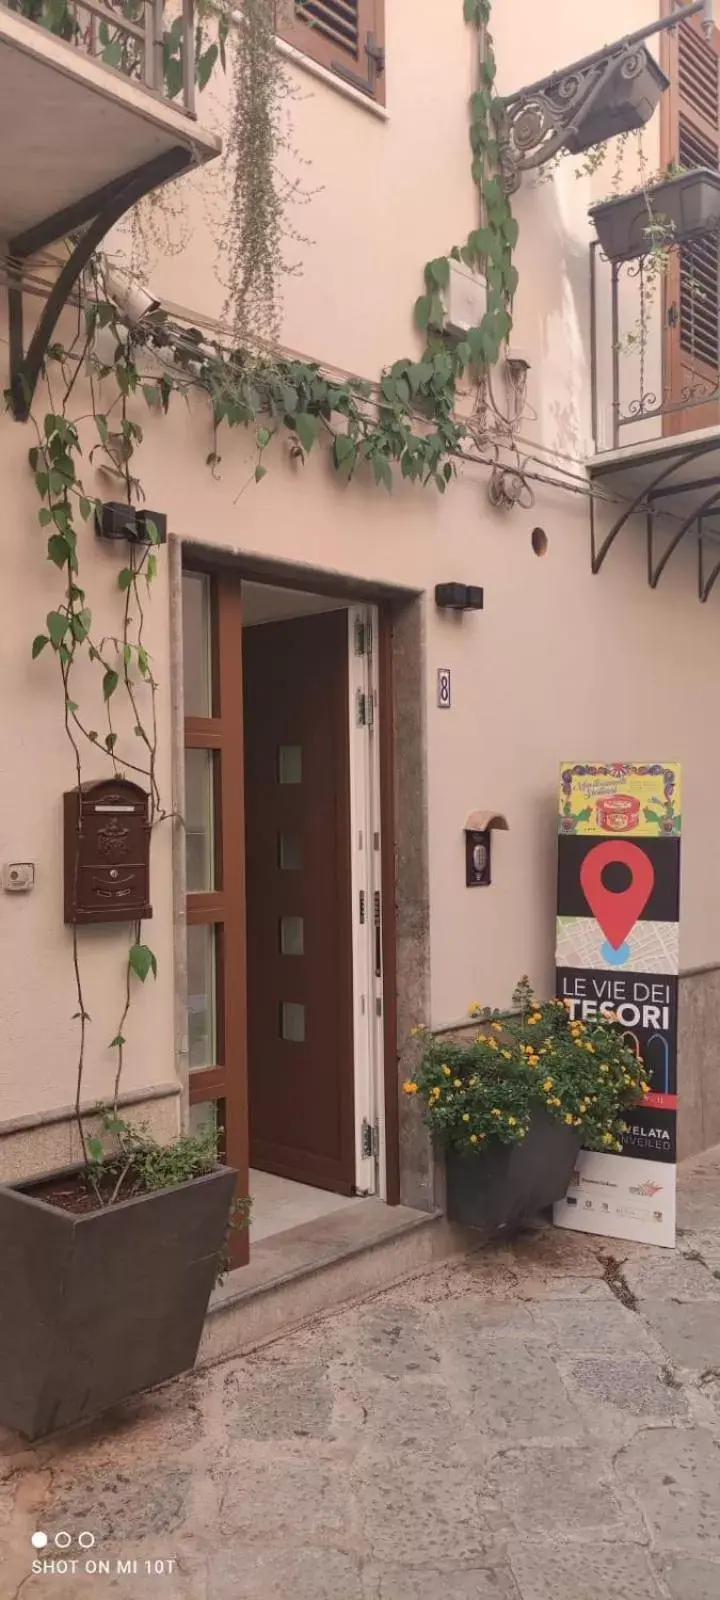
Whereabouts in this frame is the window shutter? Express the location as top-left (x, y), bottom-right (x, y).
top-left (661, 0), bottom-right (720, 430)
top-left (277, 0), bottom-right (385, 102)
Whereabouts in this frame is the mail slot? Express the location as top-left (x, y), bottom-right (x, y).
top-left (64, 779), bottom-right (152, 925)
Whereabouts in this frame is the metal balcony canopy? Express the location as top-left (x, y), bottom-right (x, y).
top-left (0, 6), bottom-right (220, 244)
top-left (587, 431), bottom-right (720, 601)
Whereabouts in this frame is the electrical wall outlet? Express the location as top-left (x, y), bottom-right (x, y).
top-left (2, 862), bottom-right (35, 893)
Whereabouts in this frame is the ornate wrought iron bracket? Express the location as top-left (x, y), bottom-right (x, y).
top-left (495, 0), bottom-right (712, 195)
top-left (698, 520), bottom-right (720, 601)
top-left (7, 146), bottom-right (192, 422)
top-left (589, 437), bottom-right (720, 601)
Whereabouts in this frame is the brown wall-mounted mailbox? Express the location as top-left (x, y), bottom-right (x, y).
top-left (64, 779), bottom-right (152, 925)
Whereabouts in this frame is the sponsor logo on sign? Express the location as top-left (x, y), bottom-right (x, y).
top-left (629, 1180), bottom-right (663, 1198)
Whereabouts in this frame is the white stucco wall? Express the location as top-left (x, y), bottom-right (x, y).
top-left (2, 0), bottom-right (717, 1151)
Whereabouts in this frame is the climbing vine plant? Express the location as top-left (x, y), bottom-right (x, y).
top-left (18, 0), bottom-right (518, 1181)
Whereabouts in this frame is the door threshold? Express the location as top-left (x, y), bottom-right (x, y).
top-left (199, 1200), bottom-right (470, 1369)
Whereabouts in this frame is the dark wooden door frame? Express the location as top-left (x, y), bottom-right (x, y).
top-left (183, 545), bottom-right (406, 1209)
top-left (184, 575), bottom-right (249, 1266)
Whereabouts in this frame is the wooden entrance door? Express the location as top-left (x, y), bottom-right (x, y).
top-left (662, 0), bottom-right (720, 434)
top-left (243, 609), bottom-right (356, 1194)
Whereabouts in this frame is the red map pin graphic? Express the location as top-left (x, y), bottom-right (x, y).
top-left (580, 840), bottom-right (655, 950)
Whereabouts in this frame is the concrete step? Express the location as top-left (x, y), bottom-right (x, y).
top-left (198, 1199), bottom-right (473, 1367)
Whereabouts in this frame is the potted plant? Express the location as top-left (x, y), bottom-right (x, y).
top-left (590, 167), bottom-right (720, 261)
top-left (0, 1108), bottom-right (247, 1440)
top-left (404, 978), bottom-right (648, 1232)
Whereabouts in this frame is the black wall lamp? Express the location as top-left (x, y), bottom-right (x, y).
top-left (435, 583), bottom-right (484, 612)
top-left (95, 503), bottom-right (168, 545)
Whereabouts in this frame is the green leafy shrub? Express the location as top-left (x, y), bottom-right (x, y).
top-left (404, 978), bottom-right (648, 1156)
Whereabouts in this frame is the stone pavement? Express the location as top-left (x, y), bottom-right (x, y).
top-left (3, 1147), bottom-right (720, 1600)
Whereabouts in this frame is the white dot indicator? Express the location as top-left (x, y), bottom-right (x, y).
top-left (31, 1532), bottom-right (48, 1549)
top-left (78, 1532), bottom-right (95, 1550)
top-left (55, 1532), bottom-right (72, 1549)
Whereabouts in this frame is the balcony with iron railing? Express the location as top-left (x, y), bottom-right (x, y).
top-left (588, 169), bottom-right (720, 599)
top-left (0, 0), bottom-right (221, 415)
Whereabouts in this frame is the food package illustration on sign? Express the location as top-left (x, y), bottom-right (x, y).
top-left (554, 762), bottom-right (681, 1250)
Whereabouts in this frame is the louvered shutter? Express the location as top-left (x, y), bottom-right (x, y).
top-left (661, 0), bottom-right (720, 433)
top-left (277, 0), bottom-right (385, 102)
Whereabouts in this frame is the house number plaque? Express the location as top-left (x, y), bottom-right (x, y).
top-left (63, 779), bottom-right (152, 925)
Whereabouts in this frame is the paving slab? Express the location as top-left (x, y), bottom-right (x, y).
top-left (1, 1147), bottom-right (720, 1600)
top-left (615, 1427), bottom-right (720, 1552)
top-left (509, 1542), bottom-right (666, 1600)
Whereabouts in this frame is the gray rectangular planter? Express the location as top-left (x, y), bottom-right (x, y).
top-left (0, 1162), bottom-right (237, 1439)
top-left (445, 1109), bottom-right (581, 1233)
top-left (590, 168), bottom-right (720, 261)
top-left (565, 48), bottom-right (668, 155)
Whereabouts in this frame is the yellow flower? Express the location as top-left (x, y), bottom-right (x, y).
top-left (508, 1116), bottom-right (517, 1127)
top-left (487, 1038), bottom-right (498, 1051)
top-left (470, 1075), bottom-right (478, 1087)
top-left (602, 1132), bottom-right (613, 1145)
top-left (543, 1078), bottom-right (554, 1092)
top-left (454, 1078), bottom-right (462, 1088)
top-left (462, 1113), bottom-right (470, 1123)
top-left (410, 1024), bottom-right (426, 1038)
top-left (491, 1108), bottom-right (502, 1118)
top-left (491, 1022), bottom-right (503, 1033)
top-left (502, 1050), bottom-right (512, 1061)
top-left (641, 1082), bottom-right (651, 1095)
top-left (442, 1065), bottom-right (452, 1077)
top-left (599, 1065), bottom-right (608, 1075)
top-left (551, 1096), bottom-right (561, 1107)
top-left (564, 1114), bottom-right (574, 1125)
top-left (468, 1002), bottom-right (482, 1018)
top-left (528, 1055), bottom-right (540, 1067)
top-left (470, 1134), bottom-right (478, 1144)
top-left (402, 1080), bottom-right (418, 1095)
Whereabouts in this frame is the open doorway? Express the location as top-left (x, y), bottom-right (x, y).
top-left (181, 569), bottom-right (388, 1257)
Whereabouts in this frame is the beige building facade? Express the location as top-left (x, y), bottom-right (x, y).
top-left (1, 0), bottom-right (719, 1252)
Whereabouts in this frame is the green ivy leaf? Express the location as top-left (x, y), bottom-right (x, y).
top-left (372, 456), bottom-right (393, 491)
top-left (502, 215), bottom-right (520, 249)
top-left (118, 568), bottom-right (133, 591)
top-left (65, 699), bottom-right (78, 715)
top-left (47, 611), bottom-right (69, 648)
top-left (295, 412), bottom-right (319, 453)
top-left (255, 464), bottom-right (267, 483)
top-left (87, 1137), bottom-right (105, 1164)
top-left (137, 645), bottom-right (150, 677)
top-left (79, 496), bottom-right (92, 521)
top-left (425, 257), bottom-right (450, 290)
top-left (256, 426), bottom-right (272, 449)
top-left (102, 669), bottom-right (119, 701)
top-left (31, 634), bottom-right (49, 659)
top-left (129, 943), bottom-right (158, 982)
top-left (414, 295), bottom-right (432, 331)
top-left (105, 732), bottom-right (118, 752)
